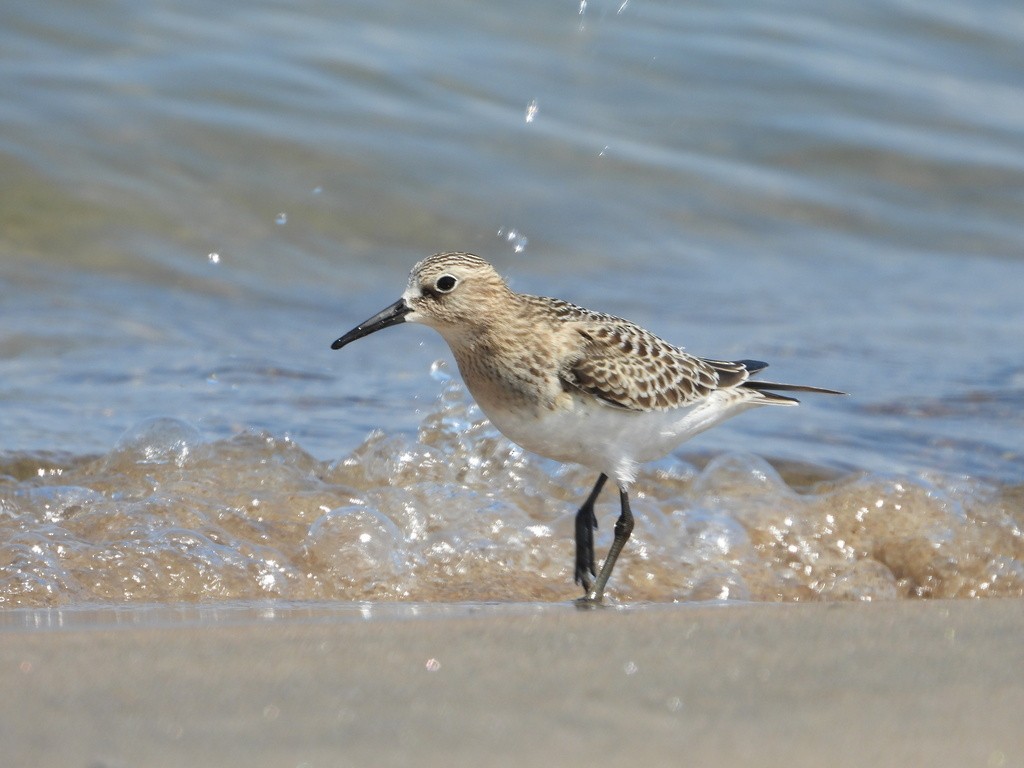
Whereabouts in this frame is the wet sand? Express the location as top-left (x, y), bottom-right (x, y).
top-left (3, 598), bottom-right (1022, 768)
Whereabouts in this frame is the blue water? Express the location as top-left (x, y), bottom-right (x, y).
top-left (1, 0), bottom-right (1022, 606)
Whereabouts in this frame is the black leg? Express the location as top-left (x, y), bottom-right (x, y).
top-left (574, 473), bottom-right (607, 590)
top-left (581, 487), bottom-right (634, 605)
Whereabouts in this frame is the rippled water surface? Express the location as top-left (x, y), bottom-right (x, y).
top-left (1, 0), bottom-right (1022, 606)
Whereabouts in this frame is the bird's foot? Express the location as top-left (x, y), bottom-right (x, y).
top-left (573, 590), bottom-right (605, 609)
top-left (573, 563), bottom-right (595, 590)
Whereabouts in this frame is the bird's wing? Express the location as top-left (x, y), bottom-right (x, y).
top-left (559, 317), bottom-right (724, 412)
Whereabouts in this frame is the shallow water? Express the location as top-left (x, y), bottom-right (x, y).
top-left (1, 0), bottom-right (1023, 607)
top-left (2, 379), bottom-right (1022, 606)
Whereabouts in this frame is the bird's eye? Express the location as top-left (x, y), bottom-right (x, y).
top-left (435, 275), bottom-right (458, 293)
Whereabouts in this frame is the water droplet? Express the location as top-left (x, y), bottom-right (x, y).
top-left (524, 99), bottom-right (538, 124)
top-left (208, 252), bottom-right (221, 264)
top-left (429, 359), bottom-right (452, 382)
top-left (312, 186), bottom-right (323, 195)
top-left (425, 658), bottom-right (441, 672)
top-left (578, 0), bottom-right (587, 15)
top-left (496, 227), bottom-right (528, 254)
top-left (275, 212), bottom-right (288, 225)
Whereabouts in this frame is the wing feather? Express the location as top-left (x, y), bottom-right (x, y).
top-left (538, 297), bottom-right (720, 411)
top-left (525, 295), bottom-right (843, 412)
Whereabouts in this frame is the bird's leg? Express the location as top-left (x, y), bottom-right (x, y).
top-left (580, 487), bottom-right (634, 605)
top-left (574, 473), bottom-right (607, 590)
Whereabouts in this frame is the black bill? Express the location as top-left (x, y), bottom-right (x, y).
top-left (331, 298), bottom-right (411, 349)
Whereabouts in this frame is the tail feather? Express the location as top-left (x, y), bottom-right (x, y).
top-left (734, 359), bottom-right (770, 375)
top-left (744, 380), bottom-right (847, 395)
top-left (706, 358), bottom-right (768, 388)
top-left (707, 357), bottom-right (847, 403)
top-left (743, 379), bottom-right (848, 404)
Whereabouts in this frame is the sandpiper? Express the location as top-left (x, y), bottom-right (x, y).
top-left (332, 252), bottom-right (844, 604)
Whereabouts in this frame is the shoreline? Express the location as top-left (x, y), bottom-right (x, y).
top-left (3, 598), bottom-right (1022, 767)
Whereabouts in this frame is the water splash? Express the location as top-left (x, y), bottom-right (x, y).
top-left (105, 417), bottom-right (204, 470)
top-left (0, 389), bottom-right (1021, 607)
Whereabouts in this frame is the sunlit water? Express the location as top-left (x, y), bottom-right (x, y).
top-left (1, 0), bottom-right (1022, 607)
top-left (2, 375), bottom-right (1021, 607)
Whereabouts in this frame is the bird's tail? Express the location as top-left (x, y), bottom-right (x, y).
top-left (742, 379), bottom-right (848, 405)
top-left (708, 358), bottom-right (847, 405)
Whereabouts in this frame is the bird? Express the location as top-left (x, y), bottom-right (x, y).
top-left (331, 252), bottom-right (844, 604)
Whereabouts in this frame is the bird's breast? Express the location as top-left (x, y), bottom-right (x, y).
top-left (451, 341), bottom-right (565, 413)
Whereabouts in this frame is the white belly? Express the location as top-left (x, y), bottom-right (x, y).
top-left (475, 390), bottom-right (764, 487)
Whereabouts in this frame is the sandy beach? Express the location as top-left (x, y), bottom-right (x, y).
top-left (3, 597), bottom-right (1021, 767)
top-left (3, 2), bottom-right (1023, 766)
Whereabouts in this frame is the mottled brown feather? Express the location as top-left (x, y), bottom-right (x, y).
top-left (520, 296), bottom-right (740, 412)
